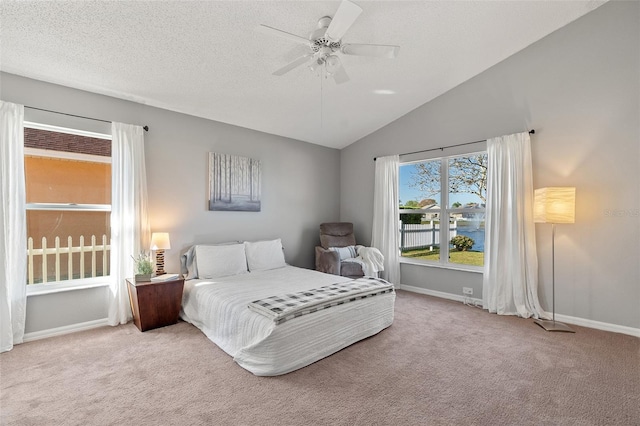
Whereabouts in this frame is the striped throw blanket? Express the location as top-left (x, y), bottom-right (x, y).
top-left (248, 277), bottom-right (394, 325)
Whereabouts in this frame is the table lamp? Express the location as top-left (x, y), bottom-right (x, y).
top-left (150, 232), bottom-right (171, 276)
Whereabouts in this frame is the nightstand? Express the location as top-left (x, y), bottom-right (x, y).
top-left (126, 277), bottom-right (185, 332)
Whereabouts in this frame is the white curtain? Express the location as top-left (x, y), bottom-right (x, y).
top-left (371, 155), bottom-right (401, 285)
top-left (0, 101), bottom-right (27, 352)
top-left (108, 122), bottom-right (150, 326)
top-left (482, 132), bottom-right (547, 318)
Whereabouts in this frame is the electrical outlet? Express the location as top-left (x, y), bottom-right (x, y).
top-left (463, 287), bottom-right (473, 295)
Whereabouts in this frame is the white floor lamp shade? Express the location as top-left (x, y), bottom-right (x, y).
top-left (534, 187), bottom-right (576, 333)
top-left (150, 232), bottom-right (171, 275)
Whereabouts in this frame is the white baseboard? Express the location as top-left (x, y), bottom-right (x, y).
top-left (399, 284), bottom-right (483, 305)
top-left (398, 284), bottom-right (640, 338)
top-left (551, 313), bottom-right (640, 337)
top-left (23, 318), bottom-right (110, 342)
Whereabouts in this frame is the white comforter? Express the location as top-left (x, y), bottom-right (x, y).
top-left (180, 266), bottom-right (395, 376)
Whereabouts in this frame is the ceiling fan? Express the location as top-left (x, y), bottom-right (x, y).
top-left (257, 0), bottom-right (400, 84)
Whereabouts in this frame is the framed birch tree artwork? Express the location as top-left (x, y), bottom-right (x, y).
top-left (208, 153), bottom-right (261, 212)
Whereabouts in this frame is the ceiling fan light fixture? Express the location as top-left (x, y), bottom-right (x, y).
top-left (373, 89), bottom-right (396, 95)
top-left (325, 55), bottom-right (341, 73)
top-left (309, 57), bottom-right (324, 73)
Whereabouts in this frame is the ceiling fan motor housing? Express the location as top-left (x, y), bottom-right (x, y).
top-left (316, 16), bottom-right (332, 29)
top-left (310, 17), bottom-right (341, 54)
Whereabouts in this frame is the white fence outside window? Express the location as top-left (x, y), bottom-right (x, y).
top-left (399, 221), bottom-right (458, 251)
top-left (27, 235), bottom-right (110, 284)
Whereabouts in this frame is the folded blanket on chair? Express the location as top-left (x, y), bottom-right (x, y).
top-left (357, 247), bottom-right (385, 277)
top-left (248, 277), bottom-right (394, 324)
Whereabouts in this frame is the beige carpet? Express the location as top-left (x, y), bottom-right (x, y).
top-left (1, 290), bottom-right (638, 425)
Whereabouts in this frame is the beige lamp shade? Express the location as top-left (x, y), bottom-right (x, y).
top-left (150, 232), bottom-right (171, 250)
top-left (534, 187), bottom-right (576, 224)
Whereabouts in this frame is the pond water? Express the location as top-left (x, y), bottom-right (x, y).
top-left (455, 225), bottom-right (485, 252)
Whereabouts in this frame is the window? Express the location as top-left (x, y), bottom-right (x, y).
top-left (399, 152), bottom-right (487, 270)
top-left (24, 123), bottom-right (112, 287)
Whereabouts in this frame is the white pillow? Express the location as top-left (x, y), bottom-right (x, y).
top-left (195, 244), bottom-right (248, 279)
top-left (244, 239), bottom-right (286, 272)
top-left (329, 245), bottom-right (357, 260)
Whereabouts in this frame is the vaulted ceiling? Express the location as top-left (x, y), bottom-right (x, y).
top-left (1, 1), bottom-right (605, 149)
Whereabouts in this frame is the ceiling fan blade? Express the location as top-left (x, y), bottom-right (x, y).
top-left (341, 43), bottom-right (400, 59)
top-left (256, 24), bottom-right (309, 46)
top-left (273, 54), bottom-right (313, 76)
top-left (283, 44), bottom-right (312, 63)
top-left (332, 64), bottom-right (350, 85)
top-left (325, 0), bottom-right (363, 42)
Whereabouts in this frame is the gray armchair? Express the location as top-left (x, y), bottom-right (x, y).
top-left (315, 222), bottom-right (365, 278)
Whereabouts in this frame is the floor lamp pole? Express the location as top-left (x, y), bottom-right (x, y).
top-left (534, 223), bottom-right (575, 333)
top-left (551, 223), bottom-right (556, 323)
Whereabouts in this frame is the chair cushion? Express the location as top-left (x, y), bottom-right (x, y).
top-left (340, 261), bottom-right (365, 278)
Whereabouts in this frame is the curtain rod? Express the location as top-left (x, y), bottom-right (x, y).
top-left (24, 106), bottom-right (149, 132)
top-left (374, 129), bottom-right (535, 161)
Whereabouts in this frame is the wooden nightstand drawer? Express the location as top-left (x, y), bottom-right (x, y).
top-left (126, 277), bottom-right (185, 332)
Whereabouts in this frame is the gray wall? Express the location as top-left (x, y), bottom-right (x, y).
top-left (2, 73), bottom-right (341, 334)
top-left (340, 1), bottom-right (639, 329)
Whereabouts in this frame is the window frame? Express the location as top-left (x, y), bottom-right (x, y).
top-left (399, 149), bottom-right (486, 273)
top-left (24, 121), bottom-right (113, 294)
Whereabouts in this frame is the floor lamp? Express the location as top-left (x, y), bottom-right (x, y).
top-left (533, 187), bottom-right (576, 333)
top-left (150, 232), bottom-right (171, 276)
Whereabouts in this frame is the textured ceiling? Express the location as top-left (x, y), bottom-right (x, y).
top-left (1, 1), bottom-right (605, 149)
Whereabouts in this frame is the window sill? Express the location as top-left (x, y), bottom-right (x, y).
top-left (26, 278), bottom-right (110, 296)
top-left (399, 257), bottom-right (484, 274)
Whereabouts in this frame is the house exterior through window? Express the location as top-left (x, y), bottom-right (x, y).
top-left (399, 151), bottom-right (487, 270)
top-left (24, 123), bottom-right (112, 287)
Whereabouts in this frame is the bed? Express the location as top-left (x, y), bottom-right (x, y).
top-left (179, 239), bottom-right (395, 376)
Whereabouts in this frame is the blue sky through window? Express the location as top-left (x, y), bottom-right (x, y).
top-left (399, 163), bottom-right (481, 207)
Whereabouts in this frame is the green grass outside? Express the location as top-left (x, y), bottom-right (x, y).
top-left (401, 247), bottom-right (484, 266)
